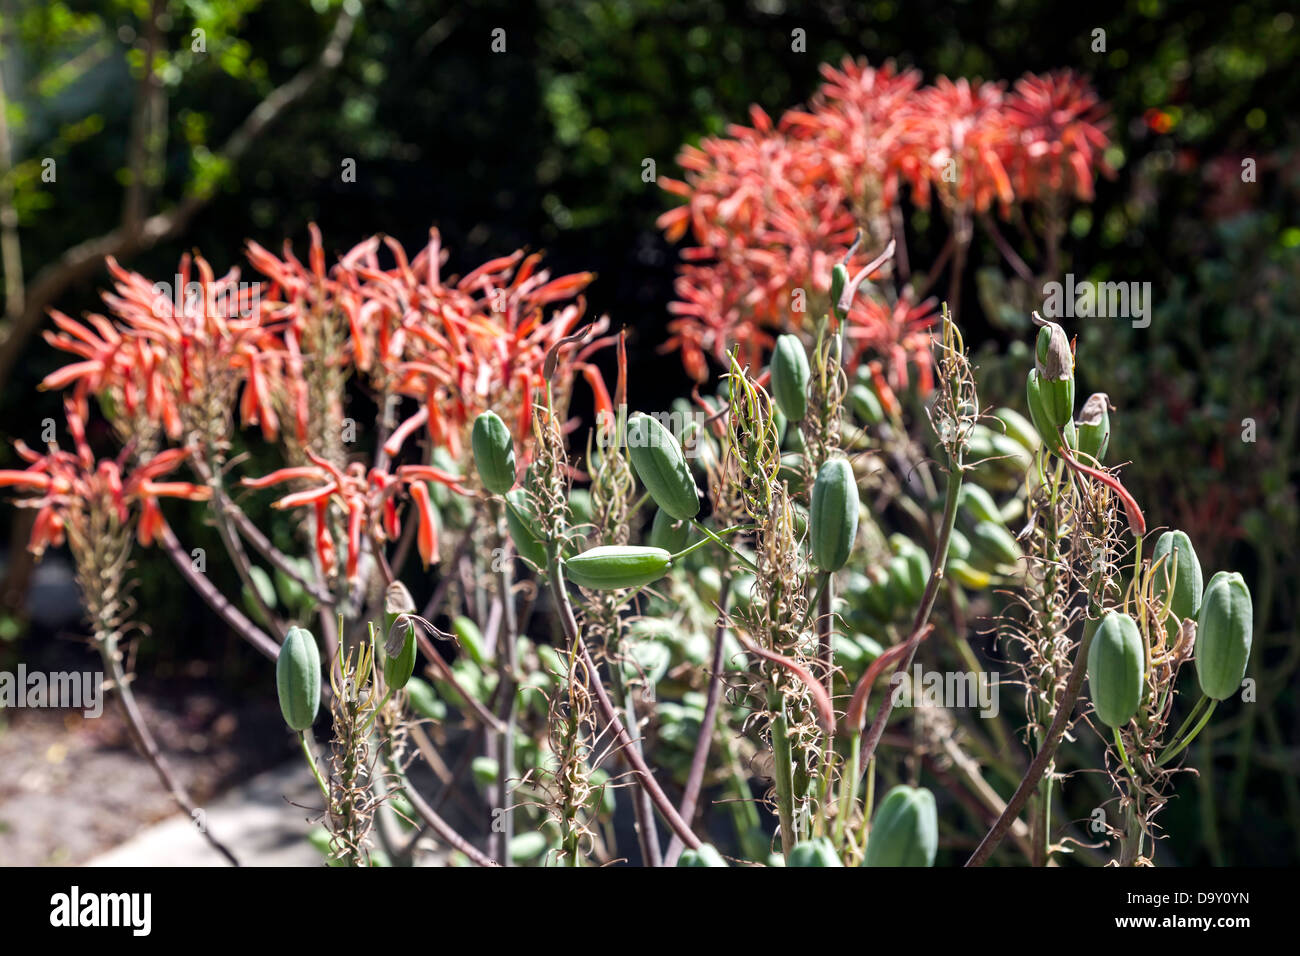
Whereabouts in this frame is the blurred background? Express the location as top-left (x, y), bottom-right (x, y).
top-left (0, 0), bottom-right (1295, 864)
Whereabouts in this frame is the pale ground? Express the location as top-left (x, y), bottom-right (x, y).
top-left (85, 760), bottom-right (322, 867)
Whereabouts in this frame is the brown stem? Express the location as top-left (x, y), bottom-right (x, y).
top-left (965, 624), bottom-right (1095, 866)
top-left (99, 635), bottom-right (240, 866)
top-left (979, 213), bottom-right (1035, 284)
top-left (223, 497), bottom-right (334, 605)
top-left (159, 524), bottom-right (279, 660)
top-left (663, 584), bottom-right (731, 866)
top-left (494, 510), bottom-right (519, 866)
top-left (858, 453), bottom-right (964, 767)
top-left (0, 2), bottom-right (360, 388)
top-left (411, 625), bottom-right (506, 734)
top-left (403, 777), bottom-right (500, 867)
top-left (549, 562), bottom-right (702, 849)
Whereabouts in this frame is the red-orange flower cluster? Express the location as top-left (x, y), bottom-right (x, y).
top-left (659, 58), bottom-right (1112, 386)
top-left (42, 254), bottom-right (282, 442)
top-left (0, 398), bottom-right (210, 555)
top-left (35, 226), bottom-right (608, 582)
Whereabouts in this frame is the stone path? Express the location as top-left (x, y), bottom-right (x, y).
top-left (85, 760), bottom-right (322, 867)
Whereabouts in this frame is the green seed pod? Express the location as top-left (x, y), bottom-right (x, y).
top-left (1196, 571), bottom-right (1253, 701)
top-left (506, 832), bottom-right (548, 863)
top-left (788, 837), bottom-right (843, 867)
top-left (946, 527), bottom-right (971, 563)
top-left (772, 409), bottom-right (788, 447)
top-left (696, 565), bottom-right (723, 606)
top-left (627, 413), bottom-right (700, 521)
top-left (383, 615), bottom-right (418, 692)
top-left (1026, 369), bottom-right (1075, 452)
top-left (864, 785), bottom-right (938, 867)
top-left (564, 545), bottom-right (672, 591)
top-left (959, 484), bottom-right (1002, 525)
top-left (405, 677), bottom-right (445, 721)
top-left (383, 579), bottom-right (415, 635)
top-left (504, 489), bottom-right (549, 568)
top-left (677, 843), bottom-right (729, 867)
top-left (472, 756), bottom-right (498, 788)
top-left (778, 453), bottom-right (807, 494)
top-left (272, 561), bottom-right (308, 613)
top-left (849, 383), bottom-right (885, 426)
top-left (886, 549), bottom-right (927, 605)
top-left (770, 334), bottom-right (811, 423)
top-left (1086, 611), bottom-right (1145, 728)
top-left (1042, 374), bottom-right (1075, 434)
top-left (946, 557), bottom-right (992, 590)
top-left (648, 508), bottom-right (691, 553)
top-left (568, 488), bottom-right (594, 526)
top-left (509, 831), bottom-right (549, 864)
top-left (903, 547), bottom-right (930, 600)
top-left (810, 457), bottom-right (859, 572)
top-left (452, 615), bottom-right (488, 668)
top-left (1035, 321), bottom-right (1071, 374)
top-left (969, 520), bottom-right (1022, 569)
top-left (861, 565), bottom-right (896, 620)
top-left (1151, 530), bottom-right (1203, 641)
top-left (1074, 392), bottom-right (1111, 462)
top-left (276, 625), bottom-right (321, 731)
top-left (472, 410), bottom-right (516, 494)
top-left (992, 406), bottom-right (1040, 452)
top-left (969, 422), bottom-right (1040, 477)
top-left (241, 564), bottom-right (277, 627)
top-left (830, 263), bottom-right (849, 320)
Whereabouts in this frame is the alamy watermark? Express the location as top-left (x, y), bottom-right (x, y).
top-left (50, 886), bottom-right (151, 936)
top-left (1042, 274), bottom-right (1152, 329)
top-left (890, 665), bottom-right (1000, 718)
top-left (0, 665), bottom-right (104, 717)
top-left (150, 274), bottom-right (261, 320)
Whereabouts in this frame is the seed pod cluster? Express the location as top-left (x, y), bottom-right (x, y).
top-left (1025, 317), bottom-right (1076, 453)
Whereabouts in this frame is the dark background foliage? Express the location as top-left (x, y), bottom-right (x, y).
top-left (1, 0), bottom-right (1296, 864)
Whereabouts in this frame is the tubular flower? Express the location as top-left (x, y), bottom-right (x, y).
top-left (782, 57), bottom-right (923, 212)
top-left (0, 400), bottom-right (209, 556)
top-left (659, 62), bottom-right (1111, 386)
top-left (891, 77), bottom-right (1015, 216)
top-left (1002, 70), bottom-right (1113, 203)
top-left (39, 253), bottom-right (285, 449)
top-left (344, 229), bottom-right (613, 465)
top-left (656, 66), bottom-right (923, 385)
top-left (239, 453), bottom-right (468, 582)
top-left (38, 226), bottom-right (612, 490)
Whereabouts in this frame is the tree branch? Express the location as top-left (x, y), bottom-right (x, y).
top-left (0, 1), bottom-right (361, 386)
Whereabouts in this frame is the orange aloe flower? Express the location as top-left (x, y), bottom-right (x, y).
top-left (39, 253), bottom-right (285, 445)
top-left (0, 399), bottom-right (209, 555)
top-left (240, 453), bottom-right (467, 581)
